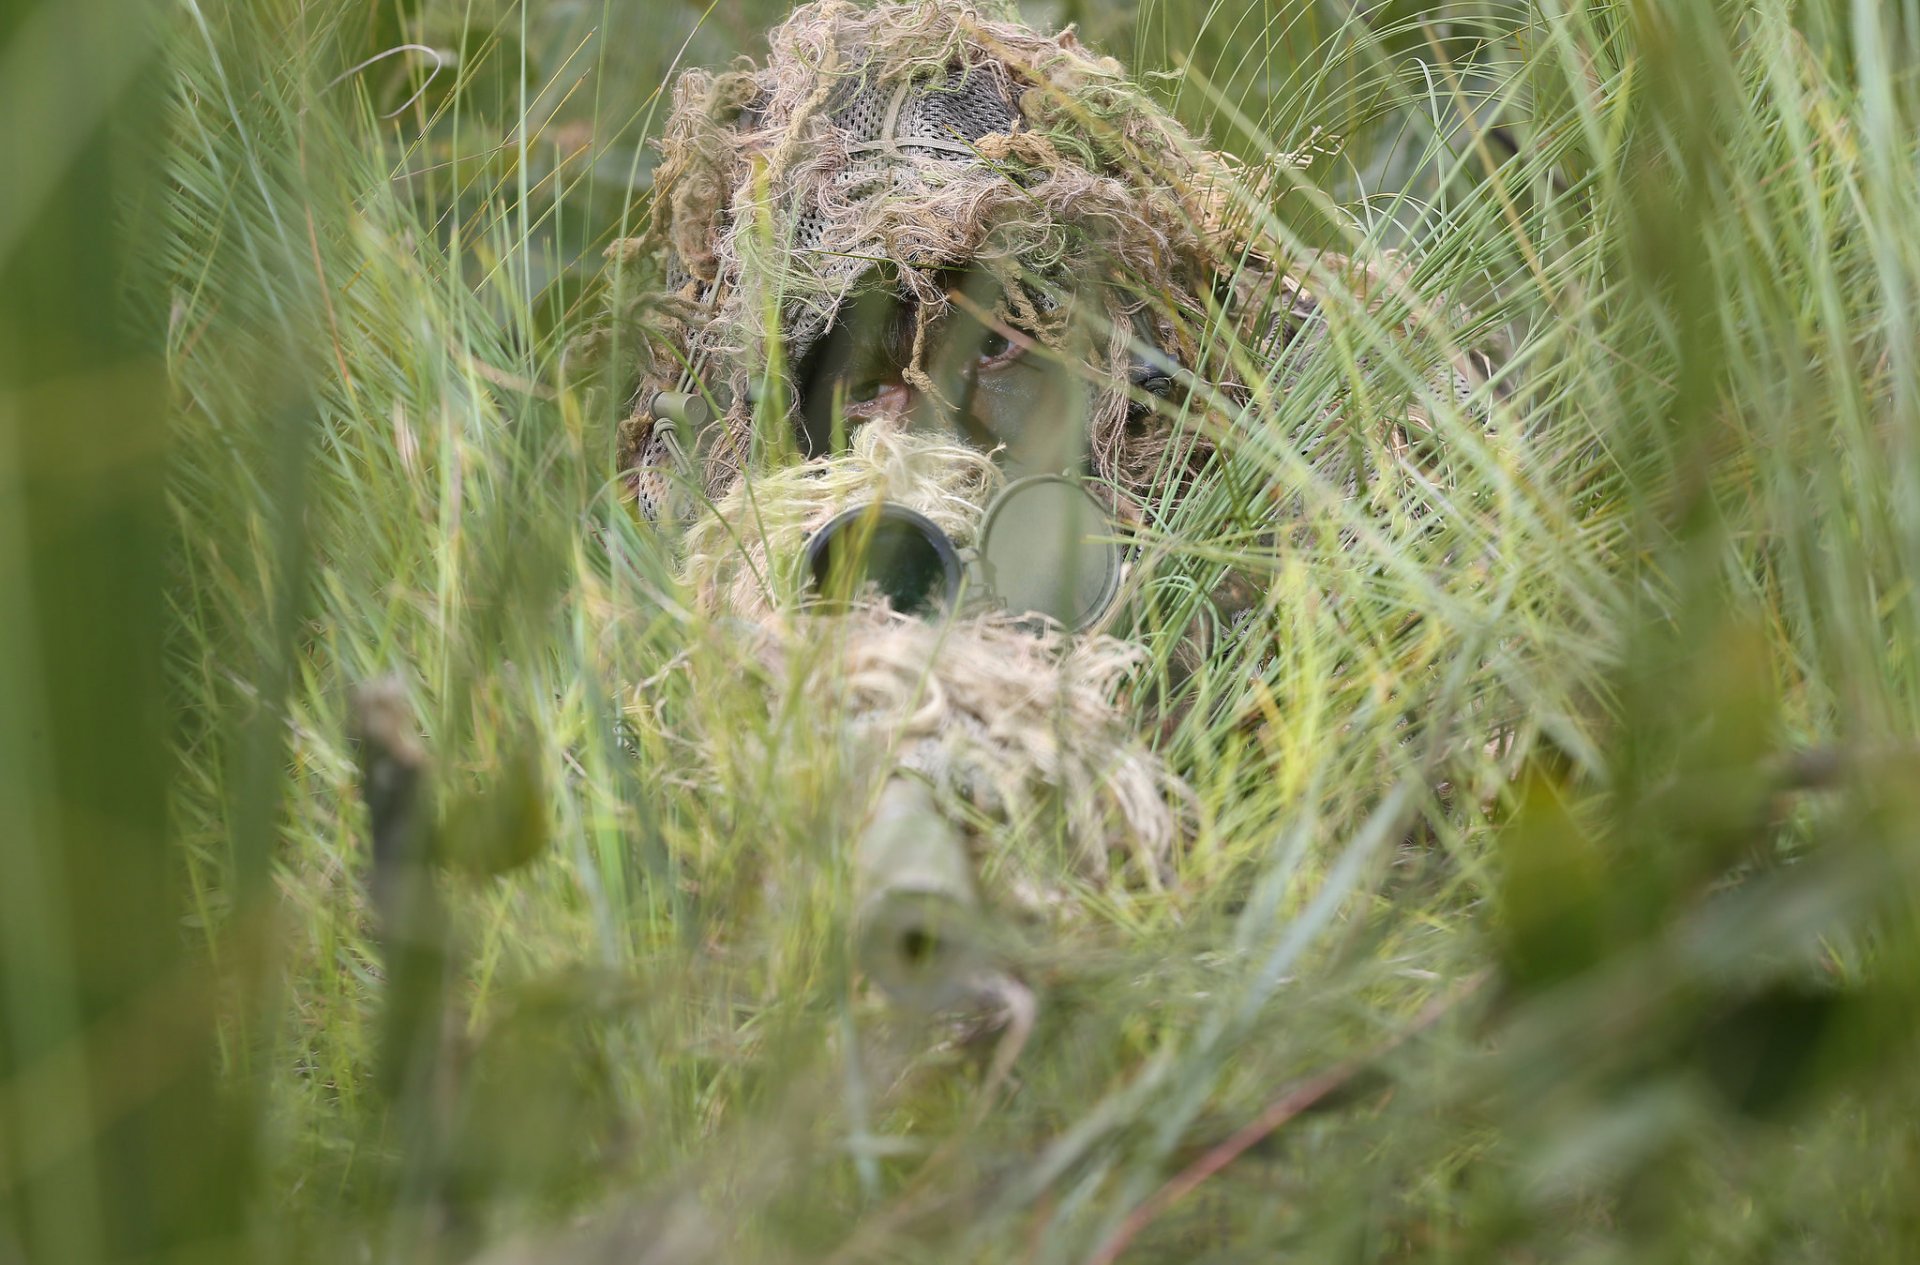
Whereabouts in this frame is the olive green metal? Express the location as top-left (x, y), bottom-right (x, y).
top-left (648, 389), bottom-right (713, 430)
top-left (853, 777), bottom-right (987, 1010)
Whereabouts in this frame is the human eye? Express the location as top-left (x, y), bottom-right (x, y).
top-left (974, 326), bottom-right (1024, 370)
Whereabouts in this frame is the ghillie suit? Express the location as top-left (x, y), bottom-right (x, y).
top-left (597, 0), bottom-right (1494, 520)
top-left (592, 1), bottom-right (1503, 979)
top-left (605, 0), bottom-right (1274, 514)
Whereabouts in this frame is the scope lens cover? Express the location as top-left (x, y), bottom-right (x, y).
top-left (977, 475), bottom-right (1122, 631)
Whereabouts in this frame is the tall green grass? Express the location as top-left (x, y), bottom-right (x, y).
top-left (7, 0), bottom-right (1920, 1260)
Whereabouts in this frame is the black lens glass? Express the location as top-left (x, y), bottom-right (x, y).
top-left (805, 505), bottom-right (961, 616)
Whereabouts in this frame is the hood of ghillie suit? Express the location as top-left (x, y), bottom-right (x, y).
top-left (613, 0), bottom-right (1261, 513)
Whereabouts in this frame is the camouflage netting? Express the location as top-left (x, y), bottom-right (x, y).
top-left (604, 0), bottom-right (1289, 513)
top-left (673, 601), bottom-right (1187, 887)
top-left (590, 0), bottom-right (1505, 908)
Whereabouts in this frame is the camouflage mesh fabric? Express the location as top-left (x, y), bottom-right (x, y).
top-left (606, 0), bottom-right (1268, 510)
top-left (601, 0), bottom-right (1497, 530)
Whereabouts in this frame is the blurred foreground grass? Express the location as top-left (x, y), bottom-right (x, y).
top-left (6, 0), bottom-right (1920, 1261)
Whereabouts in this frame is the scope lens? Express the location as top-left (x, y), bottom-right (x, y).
top-left (804, 503), bottom-right (963, 616)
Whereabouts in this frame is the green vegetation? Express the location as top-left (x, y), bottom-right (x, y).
top-left (7, 0), bottom-right (1920, 1260)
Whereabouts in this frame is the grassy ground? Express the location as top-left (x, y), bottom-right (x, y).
top-left (8, 0), bottom-right (1920, 1260)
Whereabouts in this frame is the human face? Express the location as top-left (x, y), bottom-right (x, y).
top-left (796, 272), bottom-right (1092, 481)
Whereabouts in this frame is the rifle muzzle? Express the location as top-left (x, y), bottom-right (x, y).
top-left (854, 777), bottom-right (988, 1010)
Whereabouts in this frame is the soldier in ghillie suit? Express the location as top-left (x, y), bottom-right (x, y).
top-left (609, 0), bottom-right (1285, 514)
top-left (592, 0), bottom-right (1496, 1004)
top-left (600, 0), bottom-right (1490, 571)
